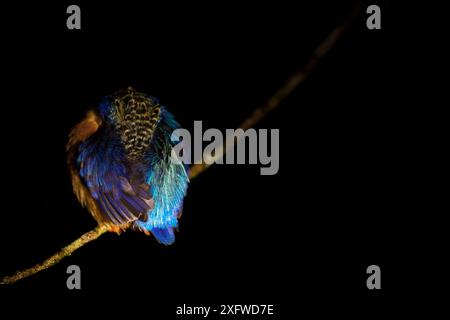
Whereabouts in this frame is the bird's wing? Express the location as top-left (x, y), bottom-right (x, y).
top-left (132, 108), bottom-right (189, 244)
top-left (77, 130), bottom-right (155, 227)
top-left (68, 110), bottom-right (154, 228)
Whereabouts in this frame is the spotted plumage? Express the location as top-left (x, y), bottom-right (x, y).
top-left (109, 89), bottom-right (161, 160)
top-left (66, 87), bottom-right (189, 244)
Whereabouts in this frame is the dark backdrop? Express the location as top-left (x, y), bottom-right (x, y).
top-left (0, 0), bottom-right (408, 317)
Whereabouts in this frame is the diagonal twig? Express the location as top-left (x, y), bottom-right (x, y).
top-left (1, 225), bottom-right (109, 285)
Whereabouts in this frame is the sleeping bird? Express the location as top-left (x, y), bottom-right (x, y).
top-left (66, 87), bottom-right (189, 245)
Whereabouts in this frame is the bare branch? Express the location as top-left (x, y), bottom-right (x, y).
top-left (1, 225), bottom-right (109, 285)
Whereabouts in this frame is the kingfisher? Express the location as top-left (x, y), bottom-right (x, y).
top-left (66, 87), bottom-right (189, 245)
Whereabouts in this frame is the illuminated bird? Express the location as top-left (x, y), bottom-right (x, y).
top-left (66, 87), bottom-right (189, 245)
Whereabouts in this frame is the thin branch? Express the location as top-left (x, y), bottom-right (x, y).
top-left (0, 225), bottom-right (109, 285)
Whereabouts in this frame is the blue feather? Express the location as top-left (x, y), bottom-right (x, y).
top-left (74, 90), bottom-right (189, 244)
top-left (133, 108), bottom-right (189, 244)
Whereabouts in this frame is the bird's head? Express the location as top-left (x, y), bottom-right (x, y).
top-left (97, 87), bottom-right (162, 160)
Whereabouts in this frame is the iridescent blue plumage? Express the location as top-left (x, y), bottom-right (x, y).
top-left (68, 87), bottom-right (189, 245)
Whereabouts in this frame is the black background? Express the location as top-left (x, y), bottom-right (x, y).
top-left (0, 0), bottom-right (412, 317)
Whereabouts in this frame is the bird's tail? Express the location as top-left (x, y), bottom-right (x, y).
top-left (151, 227), bottom-right (175, 245)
